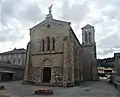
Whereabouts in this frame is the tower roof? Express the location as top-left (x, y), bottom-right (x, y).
top-left (81, 24), bottom-right (94, 29)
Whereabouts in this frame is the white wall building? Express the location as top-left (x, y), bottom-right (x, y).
top-left (0, 48), bottom-right (26, 66)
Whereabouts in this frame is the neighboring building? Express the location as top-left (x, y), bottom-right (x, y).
top-left (0, 61), bottom-right (24, 81)
top-left (23, 5), bottom-right (98, 87)
top-left (0, 48), bottom-right (26, 66)
top-left (114, 53), bottom-right (120, 76)
top-left (0, 48), bottom-right (26, 81)
top-left (97, 67), bottom-right (115, 77)
top-left (114, 53), bottom-right (120, 88)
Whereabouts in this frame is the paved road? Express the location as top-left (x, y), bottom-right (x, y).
top-left (0, 81), bottom-right (119, 97)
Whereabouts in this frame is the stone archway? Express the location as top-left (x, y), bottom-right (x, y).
top-left (43, 59), bottom-right (52, 67)
top-left (42, 58), bottom-right (52, 83)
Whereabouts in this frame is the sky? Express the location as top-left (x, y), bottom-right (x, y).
top-left (0, 0), bottom-right (120, 59)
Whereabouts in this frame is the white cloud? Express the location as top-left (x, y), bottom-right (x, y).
top-left (0, 0), bottom-right (120, 59)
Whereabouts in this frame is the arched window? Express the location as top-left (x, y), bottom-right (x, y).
top-left (41, 39), bottom-right (45, 51)
top-left (85, 32), bottom-right (88, 43)
top-left (13, 60), bottom-right (15, 64)
top-left (18, 60), bottom-right (20, 64)
top-left (52, 37), bottom-right (55, 50)
top-left (89, 32), bottom-right (92, 43)
top-left (46, 36), bottom-right (50, 51)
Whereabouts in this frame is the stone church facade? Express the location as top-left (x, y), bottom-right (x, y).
top-left (23, 6), bottom-right (98, 87)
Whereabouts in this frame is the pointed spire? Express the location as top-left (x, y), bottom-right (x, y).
top-left (45, 4), bottom-right (53, 20)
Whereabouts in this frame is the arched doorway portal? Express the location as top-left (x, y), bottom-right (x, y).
top-left (42, 59), bottom-right (52, 83)
top-left (43, 67), bottom-right (51, 83)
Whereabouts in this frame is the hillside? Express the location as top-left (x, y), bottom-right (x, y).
top-left (97, 57), bottom-right (115, 68)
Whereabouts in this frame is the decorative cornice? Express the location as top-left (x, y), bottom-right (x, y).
top-left (38, 20), bottom-right (65, 29)
top-left (32, 52), bottom-right (63, 56)
top-left (30, 18), bottom-right (71, 31)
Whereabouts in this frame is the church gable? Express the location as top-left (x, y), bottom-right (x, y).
top-left (30, 19), bottom-right (71, 31)
top-left (30, 4), bottom-right (71, 32)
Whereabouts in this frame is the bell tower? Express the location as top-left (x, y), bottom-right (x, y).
top-left (81, 24), bottom-right (98, 81)
top-left (81, 24), bottom-right (96, 59)
top-left (82, 24), bottom-right (95, 45)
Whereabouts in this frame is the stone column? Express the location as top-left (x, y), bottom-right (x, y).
top-left (50, 38), bottom-right (53, 51)
top-left (77, 49), bottom-right (80, 81)
top-left (39, 67), bottom-right (43, 83)
top-left (71, 41), bottom-right (74, 84)
top-left (23, 42), bottom-right (31, 83)
top-left (63, 36), bottom-right (69, 87)
top-left (80, 52), bottom-right (84, 81)
top-left (92, 59), bottom-right (98, 80)
top-left (50, 68), bottom-right (55, 85)
top-left (45, 37), bottom-right (48, 51)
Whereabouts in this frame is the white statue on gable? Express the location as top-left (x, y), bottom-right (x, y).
top-left (49, 4), bottom-right (53, 14)
top-left (46, 4), bottom-right (53, 19)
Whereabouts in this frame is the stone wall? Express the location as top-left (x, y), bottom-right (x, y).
top-left (81, 52), bottom-right (93, 81)
top-left (69, 28), bottom-right (83, 83)
top-left (0, 67), bottom-right (23, 81)
top-left (82, 44), bottom-right (98, 81)
top-left (114, 53), bottom-right (120, 76)
top-left (63, 36), bottom-right (74, 86)
top-left (92, 59), bottom-right (98, 80)
top-left (30, 54), bottom-right (63, 84)
top-left (30, 22), bottom-right (70, 54)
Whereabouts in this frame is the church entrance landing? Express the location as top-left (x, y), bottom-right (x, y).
top-left (43, 67), bottom-right (51, 83)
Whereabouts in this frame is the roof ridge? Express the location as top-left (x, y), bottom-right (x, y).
top-left (30, 18), bottom-right (71, 30)
top-left (0, 48), bottom-right (26, 55)
top-left (81, 24), bottom-right (94, 29)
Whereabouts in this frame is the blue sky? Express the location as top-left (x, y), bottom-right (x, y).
top-left (0, 0), bottom-right (120, 59)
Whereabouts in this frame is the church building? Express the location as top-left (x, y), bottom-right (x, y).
top-left (23, 5), bottom-right (98, 87)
